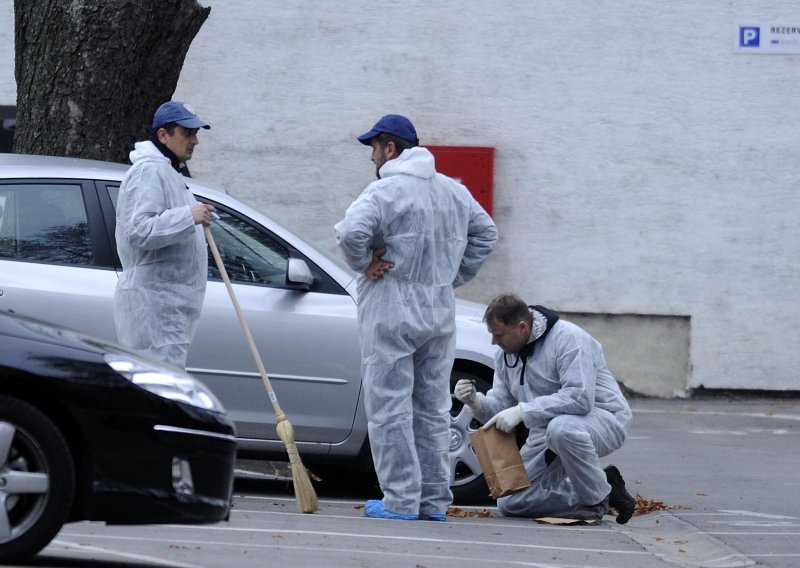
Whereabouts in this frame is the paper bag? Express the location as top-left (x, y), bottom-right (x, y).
top-left (469, 426), bottom-right (531, 498)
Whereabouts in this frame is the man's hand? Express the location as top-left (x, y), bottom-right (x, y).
top-left (191, 203), bottom-right (216, 226)
top-left (483, 405), bottom-right (523, 433)
top-left (366, 247), bottom-right (394, 280)
top-left (454, 379), bottom-right (478, 408)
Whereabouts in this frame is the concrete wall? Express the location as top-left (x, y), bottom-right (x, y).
top-left (2, 1), bottom-right (798, 395)
top-left (565, 313), bottom-right (691, 399)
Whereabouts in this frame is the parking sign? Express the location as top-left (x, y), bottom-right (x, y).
top-left (736, 22), bottom-right (800, 54)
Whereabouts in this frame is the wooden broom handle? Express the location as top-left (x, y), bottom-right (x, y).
top-left (204, 224), bottom-right (286, 422)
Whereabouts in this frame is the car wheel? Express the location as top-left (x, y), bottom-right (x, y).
top-left (448, 370), bottom-right (493, 503)
top-left (0, 395), bottom-right (75, 562)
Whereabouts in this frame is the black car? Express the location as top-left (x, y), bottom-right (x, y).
top-left (0, 310), bottom-right (237, 562)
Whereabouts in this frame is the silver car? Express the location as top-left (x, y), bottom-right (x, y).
top-left (0, 153), bottom-right (496, 501)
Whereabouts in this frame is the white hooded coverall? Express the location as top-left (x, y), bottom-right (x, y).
top-left (473, 308), bottom-right (632, 518)
top-left (335, 146), bottom-right (497, 517)
top-left (113, 141), bottom-right (208, 369)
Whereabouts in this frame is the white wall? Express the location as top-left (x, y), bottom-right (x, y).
top-left (3, 1), bottom-right (799, 393)
top-left (0, 1), bottom-right (13, 105)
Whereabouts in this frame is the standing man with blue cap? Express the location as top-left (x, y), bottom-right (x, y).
top-left (114, 101), bottom-right (216, 369)
top-left (335, 114), bottom-right (498, 521)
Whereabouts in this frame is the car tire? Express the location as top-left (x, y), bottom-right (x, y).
top-left (0, 395), bottom-right (75, 562)
top-left (449, 370), bottom-right (494, 504)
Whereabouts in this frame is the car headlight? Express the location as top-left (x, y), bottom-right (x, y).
top-left (103, 354), bottom-right (226, 413)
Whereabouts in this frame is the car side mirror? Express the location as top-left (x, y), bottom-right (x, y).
top-left (287, 258), bottom-right (313, 291)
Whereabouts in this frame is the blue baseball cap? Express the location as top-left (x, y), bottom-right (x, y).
top-left (357, 114), bottom-right (418, 145)
top-left (151, 101), bottom-right (210, 130)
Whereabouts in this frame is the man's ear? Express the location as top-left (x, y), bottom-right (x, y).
top-left (155, 127), bottom-right (169, 144)
top-left (385, 140), bottom-right (397, 158)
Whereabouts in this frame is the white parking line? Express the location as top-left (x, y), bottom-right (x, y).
top-left (50, 539), bottom-right (199, 568)
top-left (52, 533), bottom-right (605, 568)
top-left (58, 527), bottom-right (651, 560)
top-left (717, 510), bottom-right (799, 520)
top-left (709, 531), bottom-right (800, 535)
top-left (633, 408), bottom-right (800, 422)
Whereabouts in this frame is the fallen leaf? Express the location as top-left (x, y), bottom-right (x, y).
top-left (446, 507), bottom-right (492, 518)
top-left (631, 494), bottom-right (676, 516)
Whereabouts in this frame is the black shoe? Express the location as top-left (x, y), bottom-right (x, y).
top-left (604, 465), bottom-right (635, 524)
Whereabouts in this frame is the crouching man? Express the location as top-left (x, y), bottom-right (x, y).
top-left (455, 293), bottom-right (636, 523)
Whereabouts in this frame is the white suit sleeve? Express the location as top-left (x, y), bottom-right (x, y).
top-left (453, 199), bottom-right (497, 288)
top-left (119, 168), bottom-right (195, 251)
top-left (335, 187), bottom-right (383, 273)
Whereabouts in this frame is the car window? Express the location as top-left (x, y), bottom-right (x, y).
top-left (108, 186), bottom-right (347, 294)
top-left (207, 209), bottom-right (289, 286)
top-left (109, 187), bottom-right (290, 286)
top-left (0, 184), bottom-right (92, 265)
top-left (107, 184), bottom-right (119, 207)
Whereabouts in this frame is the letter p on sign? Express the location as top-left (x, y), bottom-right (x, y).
top-left (740, 27), bottom-right (760, 47)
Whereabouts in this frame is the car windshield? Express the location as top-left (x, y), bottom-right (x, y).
top-left (207, 190), bottom-right (355, 278)
top-left (297, 232), bottom-right (354, 276)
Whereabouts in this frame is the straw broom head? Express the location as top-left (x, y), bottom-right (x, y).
top-left (277, 418), bottom-right (318, 513)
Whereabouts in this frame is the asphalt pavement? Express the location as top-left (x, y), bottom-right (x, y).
top-left (14, 394), bottom-right (800, 568)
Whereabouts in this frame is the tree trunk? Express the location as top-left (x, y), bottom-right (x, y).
top-left (13, 0), bottom-right (210, 163)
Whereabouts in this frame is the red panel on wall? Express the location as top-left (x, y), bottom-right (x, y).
top-left (427, 146), bottom-right (494, 216)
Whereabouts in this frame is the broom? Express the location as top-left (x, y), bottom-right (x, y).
top-left (204, 223), bottom-right (318, 513)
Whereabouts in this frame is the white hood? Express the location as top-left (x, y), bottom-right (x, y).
top-left (379, 146), bottom-right (436, 180)
top-left (128, 140), bottom-right (169, 166)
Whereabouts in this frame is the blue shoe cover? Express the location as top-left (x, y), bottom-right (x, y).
top-left (363, 500), bottom-right (418, 520)
top-left (419, 513), bottom-right (447, 522)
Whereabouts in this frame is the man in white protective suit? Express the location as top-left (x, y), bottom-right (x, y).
top-left (335, 114), bottom-right (498, 521)
top-left (455, 292), bottom-right (636, 524)
top-left (114, 101), bottom-right (216, 369)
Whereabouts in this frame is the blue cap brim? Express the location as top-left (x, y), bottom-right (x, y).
top-left (357, 129), bottom-right (380, 145)
top-left (175, 117), bottom-right (211, 130)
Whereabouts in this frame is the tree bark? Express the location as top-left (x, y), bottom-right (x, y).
top-left (13, 0), bottom-right (210, 163)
